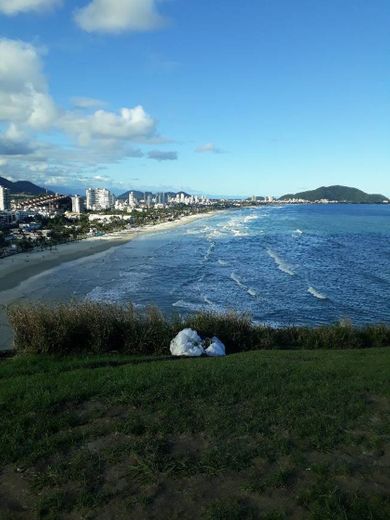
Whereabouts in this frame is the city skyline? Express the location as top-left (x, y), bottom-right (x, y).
top-left (0, 1), bottom-right (389, 196)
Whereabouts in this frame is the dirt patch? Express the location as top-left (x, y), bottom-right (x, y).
top-left (0, 466), bottom-right (35, 520)
top-left (1, 392), bottom-right (389, 520)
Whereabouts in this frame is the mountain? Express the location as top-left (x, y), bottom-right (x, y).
top-left (279, 185), bottom-right (389, 203)
top-left (0, 176), bottom-right (54, 196)
top-left (117, 190), bottom-right (191, 200)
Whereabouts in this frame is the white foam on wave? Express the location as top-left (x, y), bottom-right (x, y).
top-left (203, 295), bottom-right (213, 305)
top-left (230, 271), bottom-right (247, 289)
top-left (308, 287), bottom-right (327, 300)
top-left (292, 229), bottom-right (303, 237)
top-left (243, 214), bottom-right (259, 222)
top-left (204, 242), bottom-right (215, 261)
top-left (85, 286), bottom-right (121, 303)
top-left (207, 229), bottom-right (223, 239)
top-left (266, 248), bottom-right (295, 276)
top-left (231, 229), bottom-right (249, 237)
top-left (172, 300), bottom-right (203, 312)
top-left (187, 225), bottom-right (213, 236)
top-left (217, 259), bottom-right (229, 266)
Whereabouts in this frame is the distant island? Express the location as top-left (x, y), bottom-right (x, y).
top-left (279, 185), bottom-right (389, 204)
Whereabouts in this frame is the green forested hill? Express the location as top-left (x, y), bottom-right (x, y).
top-left (0, 176), bottom-right (53, 196)
top-left (279, 185), bottom-right (389, 203)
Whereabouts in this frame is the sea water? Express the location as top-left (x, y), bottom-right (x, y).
top-left (24, 204), bottom-right (390, 326)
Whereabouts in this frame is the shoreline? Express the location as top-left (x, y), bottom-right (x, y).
top-left (0, 211), bottom-right (221, 351)
top-left (0, 211), bottom-right (220, 294)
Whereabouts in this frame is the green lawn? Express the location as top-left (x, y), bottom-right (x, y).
top-left (0, 349), bottom-right (389, 519)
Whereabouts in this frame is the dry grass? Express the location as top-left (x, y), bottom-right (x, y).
top-left (7, 302), bottom-right (390, 355)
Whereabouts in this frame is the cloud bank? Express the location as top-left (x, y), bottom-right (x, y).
top-left (0, 37), bottom-right (176, 187)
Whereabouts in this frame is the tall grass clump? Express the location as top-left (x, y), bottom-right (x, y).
top-left (7, 302), bottom-right (390, 355)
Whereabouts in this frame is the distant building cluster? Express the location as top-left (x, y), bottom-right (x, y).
top-left (0, 184), bottom-right (72, 228)
top-left (67, 188), bottom-right (212, 215)
top-left (0, 184), bottom-right (215, 234)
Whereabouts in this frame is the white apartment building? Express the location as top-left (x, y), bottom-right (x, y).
top-left (86, 188), bottom-right (115, 211)
top-left (0, 186), bottom-right (11, 211)
top-left (128, 191), bottom-right (137, 208)
top-left (71, 195), bottom-right (83, 213)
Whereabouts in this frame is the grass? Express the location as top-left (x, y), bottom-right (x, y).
top-left (7, 302), bottom-right (390, 354)
top-left (0, 348), bottom-right (389, 519)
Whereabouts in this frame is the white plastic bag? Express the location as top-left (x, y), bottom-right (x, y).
top-left (205, 336), bottom-right (226, 357)
top-left (170, 328), bottom-right (205, 357)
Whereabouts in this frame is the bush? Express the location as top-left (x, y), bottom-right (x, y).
top-left (7, 302), bottom-right (390, 355)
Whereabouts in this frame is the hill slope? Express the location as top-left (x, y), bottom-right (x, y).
top-left (0, 349), bottom-right (389, 519)
top-left (0, 176), bottom-right (53, 196)
top-left (279, 185), bottom-right (389, 203)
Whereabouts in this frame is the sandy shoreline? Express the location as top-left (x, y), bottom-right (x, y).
top-left (0, 212), bottom-right (218, 293)
top-left (0, 211), bottom-right (220, 351)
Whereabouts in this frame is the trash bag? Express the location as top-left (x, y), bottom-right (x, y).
top-left (170, 328), bottom-right (205, 357)
top-left (205, 336), bottom-right (226, 357)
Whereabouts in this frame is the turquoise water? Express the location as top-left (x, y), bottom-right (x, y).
top-left (26, 204), bottom-right (390, 326)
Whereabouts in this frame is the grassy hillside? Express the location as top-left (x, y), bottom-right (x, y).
top-left (0, 349), bottom-right (389, 519)
top-left (279, 185), bottom-right (389, 203)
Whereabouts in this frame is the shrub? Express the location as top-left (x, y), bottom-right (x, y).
top-left (7, 302), bottom-right (390, 355)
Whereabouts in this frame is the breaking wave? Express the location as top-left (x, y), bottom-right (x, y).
top-left (172, 300), bottom-right (204, 312)
top-left (230, 271), bottom-right (248, 290)
top-left (307, 287), bottom-right (327, 300)
top-left (85, 286), bottom-right (121, 303)
top-left (217, 259), bottom-right (229, 266)
top-left (243, 214), bottom-right (259, 222)
top-left (204, 242), bottom-right (215, 261)
top-left (267, 248), bottom-right (295, 276)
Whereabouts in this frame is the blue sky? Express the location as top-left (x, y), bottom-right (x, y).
top-left (0, 0), bottom-right (389, 197)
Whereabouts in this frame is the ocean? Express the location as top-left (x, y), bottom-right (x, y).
top-left (22, 204), bottom-right (390, 327)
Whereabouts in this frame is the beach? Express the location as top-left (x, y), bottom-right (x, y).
top-left (0, 211), bottom-right (219, 351)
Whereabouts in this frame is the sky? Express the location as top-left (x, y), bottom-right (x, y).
top-left (0, 0), bottom-right (389, 197)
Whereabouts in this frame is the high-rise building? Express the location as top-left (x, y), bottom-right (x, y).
top-left (86, 188), bottom-right (115, 211)
top-left (0, 186), bottom-right (11, 211)
top-left (71, 195), bottom-right (83, 213)
top-left (157, 192), bottom-right (166, 205)
top-left (128, 191), bottom-right (137, 208)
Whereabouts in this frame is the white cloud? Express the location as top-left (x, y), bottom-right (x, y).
top-left (195, 143), bottom-right (225, 154)
top-left (74, 0), bottom-right (167, 34)
top-left (0, 0), bottom-right (61, 15)
top-left (0, 37), bottom-right (176, 188)
top-left (195, 143), bottom-right (225, 153)
top-left (0, 38), bottom-right (57, 130)
top-left (61, 105), bottom-right (157, 145)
